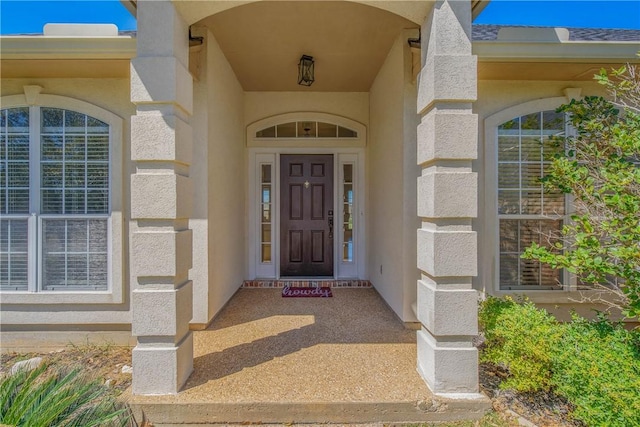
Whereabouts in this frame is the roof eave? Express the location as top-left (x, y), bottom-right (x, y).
top-left (471, 0), bottom-right (490, 20)
top-left (0, 36), bottom-right (137, 60)
top-left (474, 40), bottom-right (640, 62)
top-left (120, 0), bottom-right (137, 18)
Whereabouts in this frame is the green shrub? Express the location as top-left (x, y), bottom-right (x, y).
top-left (551, 316), bottom-right (640, 427)
top-left (479, 297), bottom-right (640, 427)
top-left (478, 296), bottom-right (561, 392)
top-left (0, 362), bottom-right (132, 427)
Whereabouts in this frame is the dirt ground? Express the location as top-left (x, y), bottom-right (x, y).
top-left (1, 345), bottom-right (580, 426)
top-left (0, 343), bottom-right (133, 395)
top-left (479, 362), bottom-right (582, 427)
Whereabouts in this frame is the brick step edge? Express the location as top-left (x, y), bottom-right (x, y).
top-left (242, 280), bottom-right (372, 288)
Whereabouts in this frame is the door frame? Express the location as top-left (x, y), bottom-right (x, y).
top-left (248, 147), bottom-right (365, 279)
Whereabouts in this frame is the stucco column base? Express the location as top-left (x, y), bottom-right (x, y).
top-left (132, 332), bottom-right (194, 395)
top-left (417, 170), bottom-right (477, 218)
top-left (417, 228), bottom-right (477, 277)
top-left (417, 328), bottom-right (478, 394)
top-left (416, 279), bottom-right (478, 337)
top-left (417, 110), bottom-right (478, 164)
top-left (132, 281), bottom-right (193, 338)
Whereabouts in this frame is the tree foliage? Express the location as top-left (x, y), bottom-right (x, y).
top-left (523, 65), bottom-right (640, 318)
top-left (479, 297), bottom-right (640, 427)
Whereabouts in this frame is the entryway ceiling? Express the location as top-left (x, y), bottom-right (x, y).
top-left (197, 1), bottom-right (419, 91)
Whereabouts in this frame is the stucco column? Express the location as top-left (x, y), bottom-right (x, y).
top-left (415, 0), bottom-right (480, 394)
top-left (130, 0), bottom-right (194, 395)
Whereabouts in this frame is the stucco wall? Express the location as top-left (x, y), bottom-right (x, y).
top-left (244, 92), bottom-right (369, 127)
top-left (190, 45), bottom-right (211, 326)
top-left (0, 78), bottom-right (133, 117)
top-left (189, 30), bottom-right (246, 325)
top-left (0, 77), bottom-right (134, 330)
top-left (368, 33), bottom-right (419, 322)
top-left (474, 79), bottom-right (607, 299)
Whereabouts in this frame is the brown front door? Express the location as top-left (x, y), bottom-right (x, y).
top-left (280, 154), bottom-right (334, 276)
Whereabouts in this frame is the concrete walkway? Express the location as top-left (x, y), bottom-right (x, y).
top-left (129, 288), bottom-right (490, 425)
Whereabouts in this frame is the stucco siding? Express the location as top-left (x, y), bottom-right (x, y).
top-left (475, 80), bottom-right (605, 120)
top-left (368, 33), bottom-right (419, 322)
top-left (0, 78), bottom-right (132, 117)
top-left (205, 30), bottom-right (246, 323)
top-left (190, 43), bottom-right (211, 325)
top-left (244, 92), bottom-right (369, 128)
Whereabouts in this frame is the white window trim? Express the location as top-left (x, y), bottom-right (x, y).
top-left (483, 95), bottom-right (586, 302)
top-left (248, 148), bottom-right (366, 280)
top-left (247, 113), bottom-right (366, 280)
top-left (337, 153), bottom-right (359, 278)
top-left (246, 112), bottom-right (367, 148)
top-left (0, 92), bottom-right (123, 305)
top-left (253, 153), bottom-right (277, 278)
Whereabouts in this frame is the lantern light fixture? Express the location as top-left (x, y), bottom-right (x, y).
top-left (297, 55), bottom-right (315, 86)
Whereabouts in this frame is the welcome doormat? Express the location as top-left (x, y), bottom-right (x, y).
top-left (282, 286), bottom-right (332, 298)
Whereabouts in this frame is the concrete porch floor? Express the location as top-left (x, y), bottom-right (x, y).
top-left (129, 288), bottom-right (490, 425)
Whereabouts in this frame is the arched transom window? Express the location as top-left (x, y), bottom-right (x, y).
top-left (256, 121), bottom-right (358, 139)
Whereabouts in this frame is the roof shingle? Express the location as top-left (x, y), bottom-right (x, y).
top-left (473, 24), bottom-right (640, 42)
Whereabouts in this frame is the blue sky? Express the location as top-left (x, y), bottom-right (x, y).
top-left (0, 1), bottom-right (639, 35)
top-left (475, 1), bottom-right (640, 29)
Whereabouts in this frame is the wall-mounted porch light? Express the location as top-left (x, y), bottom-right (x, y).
top-left (297, 55), bottom-right (315, 86)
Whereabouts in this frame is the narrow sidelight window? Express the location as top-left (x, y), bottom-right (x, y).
top-left (260, 164), bottom-right (272, 263)
top-left (342, 163), bottom-right (354, 263)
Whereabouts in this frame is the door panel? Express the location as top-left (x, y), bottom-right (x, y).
top-left (290, 184), bottom-right (303, 219)
top-left (311, 185), bottom-right (324, 219)
top-left (289, 230), bottom-right (303, 262)
top-left (280, 154), bottom-right (334, 276)
top-left (311, 231), bottom-right (325, 263)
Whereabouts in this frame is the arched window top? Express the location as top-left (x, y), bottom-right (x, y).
top-left (484, 96), bottom-right (569, 134)
top-left (0, 92), bottom-right (123, 130)
top-left (256, 121), bottom-right (358, 139)
top-left (247, 112), bottom-right (366, 147)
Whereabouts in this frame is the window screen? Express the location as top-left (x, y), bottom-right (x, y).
top-left (0, 106), bottom-right (110, 292)
top-left (497, 110), bottom-right (565, 290)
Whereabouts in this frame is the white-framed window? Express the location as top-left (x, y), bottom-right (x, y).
top-left (495, 109), bottom-right (567, 290)
top-left (259, 160), bottom-right (274, 266)
top-left (1, 100), bottom-right (118, 296)
top-left (255, 121), bottom-right (358, 139)
top-left (483, 94), bottom-right (608, 298)
top-left (246, 112), bottom-right (367, 149)
top-left (251, 153), bottom-right (277, 279)
top-left (337, 154), bottom-right (359, 278)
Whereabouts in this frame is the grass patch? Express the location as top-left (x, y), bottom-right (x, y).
top-left (0, 362), bottom-right (133, 427)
